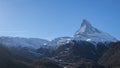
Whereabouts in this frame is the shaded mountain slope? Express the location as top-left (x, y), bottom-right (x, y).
top-left (99, 42), bottom-right (120, 68)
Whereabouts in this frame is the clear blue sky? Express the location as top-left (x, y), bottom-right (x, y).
top-left (0, 0), bottom-right (120, 40)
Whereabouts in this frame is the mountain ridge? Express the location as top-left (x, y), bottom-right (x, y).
top-left (0, 19), bottom-right (119, 68)
top-left (0, 19), bottom-right (118, 49)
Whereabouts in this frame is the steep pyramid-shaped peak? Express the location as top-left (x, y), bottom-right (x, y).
top-left (80, 19), bottom-right (93, 32)
top-left (75, 19), bottom-right (101, 36)
top-left (74, 19), bottom-right (118, 42)
top-left (82, 19), bottom-right (91, 27)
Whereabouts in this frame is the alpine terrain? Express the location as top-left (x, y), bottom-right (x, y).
top-left (0, 19), bottom-right (119, 68)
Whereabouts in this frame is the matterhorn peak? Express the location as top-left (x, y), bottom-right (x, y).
top-left (75, 19), bottom-right (101, 37)
top-left (74, 19), bottom-right (117, 42)
top-left (80, 19), bottom-right (93, 33)
top-left (82, 19), bottom-right (92, 27)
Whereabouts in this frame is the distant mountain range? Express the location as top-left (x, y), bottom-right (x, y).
top-left (0, 19), bottom-right (117, 49)
top-left (0, 19), bottom-right (119, 68)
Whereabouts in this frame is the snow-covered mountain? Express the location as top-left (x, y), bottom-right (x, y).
top-left (48, 19), bottom-right (118, 48)
top-left (0, 19), bottom-right (118, 61)
top-left (0, 19), bottom-right (118, 49)
top-left (0, 37), bottom-right (49, 49)
top-left (74, 19), bottom-right (118, 42)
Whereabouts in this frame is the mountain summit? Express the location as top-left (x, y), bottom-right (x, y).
top-left (75, 19), bottom-right (101, 36)
top-left (74, 19), bottom-right (117, 42)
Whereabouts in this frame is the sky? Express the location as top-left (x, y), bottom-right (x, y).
top-left (0, 0), bottom-right (120, 40)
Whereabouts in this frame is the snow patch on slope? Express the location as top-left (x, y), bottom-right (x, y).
top-left (48, 37), bottom-right (72, 48)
